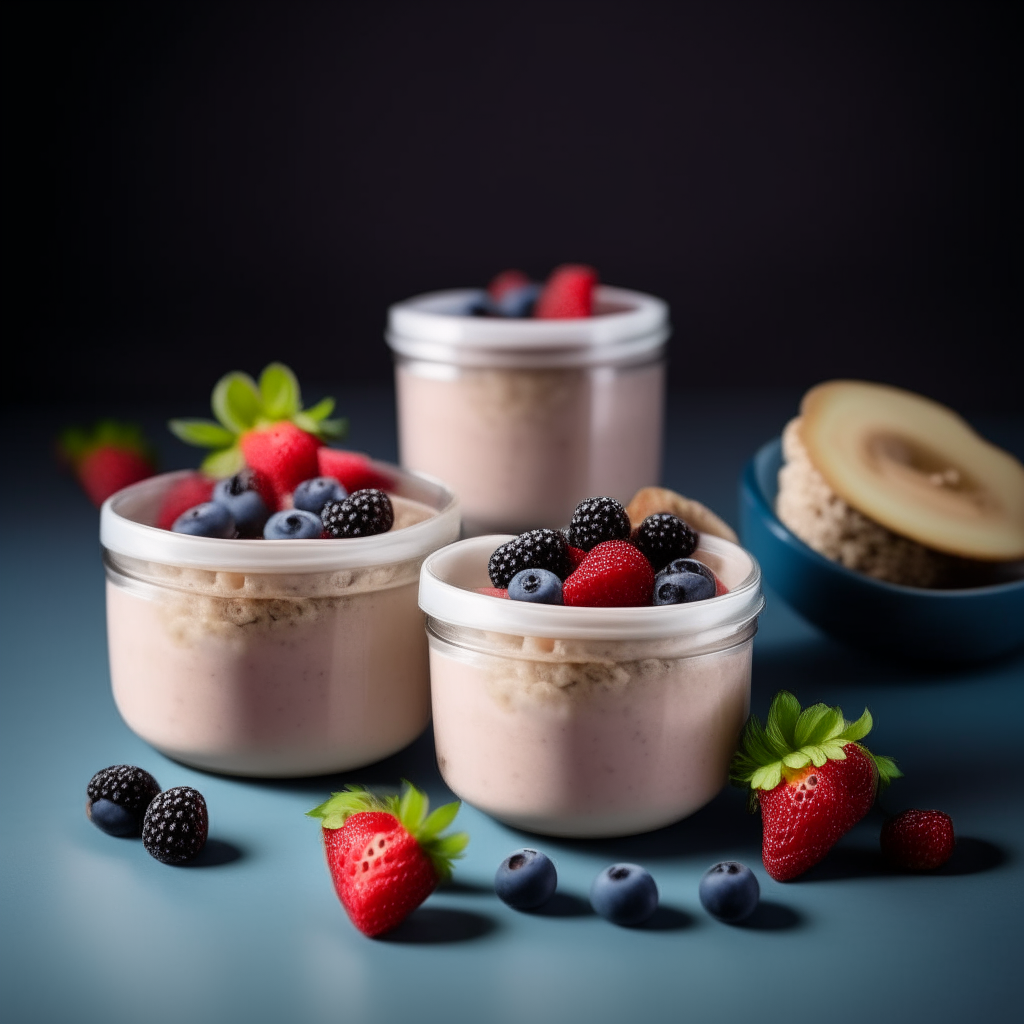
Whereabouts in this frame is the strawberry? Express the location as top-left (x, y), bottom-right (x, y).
top-left (475, 587), bottom-right (509, 599)
top-left (58, 421), bottom-right (156, 507)
top-left (534, 264), bottom-right (598, 318)
top-left (881, 809), bottom-right (955, 870)
top-left (566, 544), bottom-right (588, 570)
top-left (730, 691), bottom-right (901, 881)
top-left (155, 474), bottom-right (216, 530)
top-left (239, 421), bottom-right (321, 510)
top-left (317, 448), bottom-right (393, 493)
top-left (563, 540), bottom-right (654, 607)
top-left (307, 782), bottom-right (468, 937)
top-left (714, 576), bottom-right (729, 596)
top-left (487, 269), bottom-right (531, 301)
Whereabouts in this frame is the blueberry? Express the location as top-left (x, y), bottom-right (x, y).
top-left (662, 558), bottom-right (715, 585)
top-left (212, 471), bottom-right (269, 537)
top-left (698, 861), bottom-right (760, 923)
top-left (171, 502), bottom-right (235, 538)
top-left (293, 476), bottom-right (347, 515)
top-left (263, 509), bottom-right (323, 539)
top-left (486, 282), bottom-right (541, 318)
top-left (508, 568), bottom-right (563, 604)
top-left (87, 798), bottom-right (138, 837)
top-left (494, 848), bottom-right (558, 909)
top-left (590, 863), bottom-right (658, 926)
top-left (652, 569), bottom-right (716, 605)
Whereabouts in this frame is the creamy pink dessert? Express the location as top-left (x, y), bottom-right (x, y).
top-left (388, 286), bottom-right (669, 535)
top-left (101, 466), bottom-right (459, 777)
top-left (418, 534), bottom-right (764, 837)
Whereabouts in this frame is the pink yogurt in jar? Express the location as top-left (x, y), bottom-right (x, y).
top-left (387, 286), bottom-right (669, 536)
top-left (100, 464), bottom-right (459, 777)
top-left (419, 534), bottom-right (763, 837)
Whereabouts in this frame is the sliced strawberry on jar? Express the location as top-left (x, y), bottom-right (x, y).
top-left (317, 448), bottom-right (393, 493)
top-left (730, 691), bottom-right (902, 881)
top-left (534, 264), bottom-right (598, 319)
top-left (307, 782), bottom-right (469, 937)
top-left (563, 539), bottom-right (655, 607)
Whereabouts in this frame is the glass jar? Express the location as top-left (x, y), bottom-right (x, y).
top-left (387, 286), bottom-right (669, 535)
top-left (100, 463), bottom-right (459, 777)
top-left (418, 534), bottom-right (764, 837)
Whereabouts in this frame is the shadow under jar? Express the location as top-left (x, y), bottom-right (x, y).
top-left (101, 464), bottom-right (459, 777)
top-left (387, 285), bottom-right (669, 536)
top-left (419, 535), bottom-right (764, 838)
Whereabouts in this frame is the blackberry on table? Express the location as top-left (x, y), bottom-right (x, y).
top-left (633, 513), bottom-right (698, 571)
top-left (567, 497), bottom-right (631, 551)
top-left (142, 787), bottom-right (209, 864)
top-left (321, 488), bottom-right (394, 538)
top-left (86, 765), bottom-right (161, 837)
top-left (488, 528), bottom-right (571, 587)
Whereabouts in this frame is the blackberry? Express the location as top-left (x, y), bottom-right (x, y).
top-left (633, 514), bottom-right (698, 571)
top-left (321, 488), bottom-right (394, 538)
top-left (86, 765), bottom-right (161, 837)
top-left (567, 497), bottom-right (631, 551)
top-left (487, 528), bottom-right (571, 587)
top-left (142, 787), bottom-right (209, 864)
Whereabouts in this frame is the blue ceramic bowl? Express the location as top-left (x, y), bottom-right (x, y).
top-left (739, 438), bottom-right (1024, 662)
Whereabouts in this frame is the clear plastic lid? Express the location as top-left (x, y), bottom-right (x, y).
top-left (419, 534), bottom-right (763, 641)
top-left (100, 465), bottom-right (460, 573)
top-left (386, 285), bottom-right (670, 369)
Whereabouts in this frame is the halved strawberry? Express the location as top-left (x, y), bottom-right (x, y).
top-left (307, 782), bottom-right (468, 937)
top-left (155, 474), bottom-right (216, 530)
top-left (563, 540), bottom-right (654, 607)
top-left (317, 449), bottom-right (393, 493)
top-left (58, 421), bottom-right (156, 507)
top-left (240, 421), bottom-right (321, 510)
top-left (534, 264), bottom-right (598, 318)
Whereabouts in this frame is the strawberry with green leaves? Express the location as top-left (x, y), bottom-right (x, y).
top-left (58, 421), bottom-right (156, 507)
top-left (307, 782), bottom-right (468, 937)
top-left (730, 691), bottom-right (901, 881)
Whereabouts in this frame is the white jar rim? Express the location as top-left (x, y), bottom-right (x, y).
top-left (101, 465), bottom-right (460, 573)
top-left (387, 285), bottom-right (669, 369)
top-left (419, 534), bottom-right (763, 641)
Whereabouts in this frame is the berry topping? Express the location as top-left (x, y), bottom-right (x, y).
top-left (698, 862), bottom-right (760, 923)
top-left (307, 782), bottom-right (469, 937)
top-left (485, 270), bottom-right (541, 317)
top-left (156, 475), bottom-right (215, 531)
top-left (562, 540), bottom-right (655, 607)
top-left (633, 513), bottom-right (698, 571)
top-left (590, 864), bottom-right (658, 926)
top-left (568, 496), bottom-right (631, 551)
top-left (171, 501), bottom-right (235, 538)
top-left (86, 765), bottom-right (161, 838)
top-left (239, 421), bottom-right (322, 510)
top-left (58, 421), bottom-right (156, 507)
top-left (487, 528), bottom-right (571, 587)
top-left (292, 476), bottom-right (347, 514)
top-left (652, 568), bottom-right (716, 605)
top-left (264, 509), bottom-right (323, 539)
top-left (212, 469), bottom-right (270, 537)
top-left (316, 449), bottom-right (392, 493)
top-left (566, 544), bottom-right (588, 570)
top-left (662, 557), bottom-right (715, 585)
top-left (881, 809), bottom-right (955, 870)
top-left (534, 264), bottom-right (598, 319)
top-left (321, 489), bottom-right (394, 538)
top-left (495, 848), bottom-right (558, 910)
top-left (142, 786), bottom-right (209, 864)
top-left (508, 568), bottom-right (563, 605)
top-left (475, 587), bottom-right (510, 599)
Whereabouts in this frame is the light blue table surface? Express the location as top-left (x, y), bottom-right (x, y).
top-left (2, 387), bottom-right (1021, 1024)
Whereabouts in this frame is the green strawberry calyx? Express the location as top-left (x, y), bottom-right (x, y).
top-left (168, 362), bottom-right (347, 477)
top-left (729, 690), bottom-right (902, 801)
top-left (306, 781), bottom-right (469, 882)
top-left (58, 420), bottom-right (155, 468)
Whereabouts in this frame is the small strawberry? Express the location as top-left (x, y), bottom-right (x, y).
top-left (307, 782), bottom-right (469, 938)
top-left (239, 421), bottom-right (321, 510)
top-left (563, 540), bottom-right (655, 607)
top-left (155, 474), bottom-right (216, 530)
top-left (566, 544), bottom-right (588, 570)
top-left (881, 809), bottom-right (955, 870)
top-left (730, 691), bottom-right (901, 881)
top-left (534, 264), bottom-right (598, 318)
top-left (58, 421), bottom-right (156, 507)
top-left (475, 587), bottom-right (509, 599)
top-left (317, 448), bottom-right (393, 493)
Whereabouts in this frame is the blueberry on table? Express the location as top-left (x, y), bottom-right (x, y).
top-left (293, 476), bottom-right (347, 515)
top-left (590, 863), bottom-right (658, 925)
top-left (495, 848), bottom-right (558, 909)
top-left (508, 569), bottom-right (563, 605)
top-left (213, 470), bottom-right (270, 537)
top-left (264, 509), bottom-right (323, 539)
top-left (171, 502), bottom-right (235, 538)
top-left (652, 569), bottom-right (716, 605)
top-left (142, 787), bottom-right (208, 864)
top-left (698, 861), bottom-right (760, 922)
top-left (633, 513), bottom-right (698, 571)
top-left (86, 765), bottom-right (161, 837)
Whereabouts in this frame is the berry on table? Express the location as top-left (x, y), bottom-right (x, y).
top-left (563, 540), bottom-right (654, 607)
top-left (293, 476), bottom-right (347, 514)
top-left (881, 809), bottom-right (955, 870)
top-left (508, 569), bottom-right (564, 604)
top-left (495, 848), bottom-right (558, 909)
top-left (652, 568), bottom-right (716, 605)
top-left (321, 489), bottom-right (394, 538)
top-left (633, 513), bottom-right (698, 571)
top-left (698, 862), bottom-right (760, 922)
top-left (58, 421), bottom-right (156, 507)
top-left (264, 509), bottom-right (323, 539)
top-left (142, 787), bottom-right (209, 864)
top-left (568, 496), bottom-right (631, 551)
top-left (172, 502), bottom-right (235, 538)
top-left (590, 863), bottom-right (658, 925)
top-left (86, 765), bottom-right (161, 837)
top-left (488, 528), bottom-right (571, 587)
top-left (213, 469), bottom-right (270, 537)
